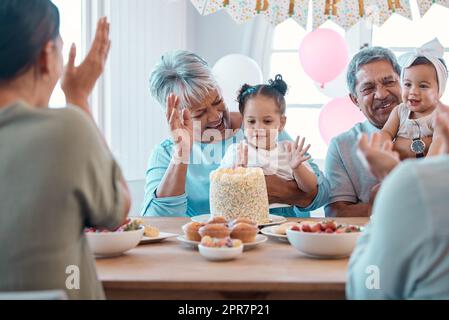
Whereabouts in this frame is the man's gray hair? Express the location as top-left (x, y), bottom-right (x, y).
top-left (149, 50), bottom-right (219, 110)
top-left (347, 46), bottom-right (401, 96)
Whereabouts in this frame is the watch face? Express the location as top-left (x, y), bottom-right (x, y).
top-left (411, 139), bottom-right (426, 154)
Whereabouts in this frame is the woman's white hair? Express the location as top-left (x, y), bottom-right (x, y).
top-left (149, 50), bottom-right (219, 110)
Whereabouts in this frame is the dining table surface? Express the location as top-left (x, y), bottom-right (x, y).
top-left (95, 217), bottom-right (369, 300)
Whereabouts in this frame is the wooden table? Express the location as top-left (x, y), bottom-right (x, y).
top-left (96, 217), bottom-right (369, 300)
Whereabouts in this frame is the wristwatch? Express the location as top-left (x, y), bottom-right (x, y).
top-left (410, 120), bottom-right (425, 158)
top-left (411, 138), bottom-right (425, 158)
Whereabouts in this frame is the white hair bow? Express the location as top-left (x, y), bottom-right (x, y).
top-left (399, 38), bottom-right (448, 98)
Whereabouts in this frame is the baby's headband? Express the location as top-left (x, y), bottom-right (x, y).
top-left (399, 38), bottom-right (448, 98)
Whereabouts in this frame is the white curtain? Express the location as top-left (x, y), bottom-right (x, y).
top-left (105, 0), bottom-right (189, 181)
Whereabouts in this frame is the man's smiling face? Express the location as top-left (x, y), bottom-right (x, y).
top-left (350, 60), bottom-right (402, 129)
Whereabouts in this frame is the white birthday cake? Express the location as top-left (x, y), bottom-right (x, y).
top-left (210, 167), bottom-right (270, 225)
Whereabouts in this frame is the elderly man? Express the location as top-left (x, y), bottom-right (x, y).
top-left (325, 47), bottom-right (413, 217)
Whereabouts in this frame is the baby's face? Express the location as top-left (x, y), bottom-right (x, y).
top-left (243, 95), bottom-right (285, 150)
top-left (402, 64), bottom-right (439, 115)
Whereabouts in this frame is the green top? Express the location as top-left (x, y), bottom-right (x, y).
top-left (347, 155), bottom-right (449, 299)
top-left (0, 102), bottom-right (126, 300)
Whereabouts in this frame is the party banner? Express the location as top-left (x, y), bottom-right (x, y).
top-left (191, 0), bottom-right (440, 29)
top-left (416, 0), bottom-right (449, 16)
top-left (312, 0), bottom-right (412, 30)
top-left (190, 0), bottom-right (309, 27)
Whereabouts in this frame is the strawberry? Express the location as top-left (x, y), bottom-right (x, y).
top-left (301, 224), bottom-right (312, 232)
top-left (310, 223), bottom-right (322, 233)
top-left (291, 225), bottom-right (301, 232)
top-left (321, 220), bottom-right (337, 231)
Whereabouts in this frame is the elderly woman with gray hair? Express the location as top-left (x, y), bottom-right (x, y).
top-left (141, 50), bottom-right (330, 217)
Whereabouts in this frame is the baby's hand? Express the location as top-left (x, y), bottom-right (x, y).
top-left (288, 136), bottom-right (311, 170)
top-left (236, 141), bottom-right (249, 168)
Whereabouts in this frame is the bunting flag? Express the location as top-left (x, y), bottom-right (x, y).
top-left (416, 0), bottom-right (449, 16)
top-left (364, 0), bottom-right (412, 26)
top-left (190, 0), bottom-right (309, 28)
top-left (312, 0), bottom-right (412, 30)
top-left (312, 0), bottom-right (367, 30)
top-left (190, 0), bottom-right (439, 30)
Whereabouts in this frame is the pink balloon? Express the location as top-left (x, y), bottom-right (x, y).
top-left (299, 28), bottom-right (349, 86)
top-left (319, 97), bottom-right (366, 145)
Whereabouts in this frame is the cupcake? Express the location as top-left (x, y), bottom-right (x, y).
top-left (230, 223), bottom-right (258, 243)
top-left (182, 222), bottom-right (204, 241)
top-left (207, 216), bottom-right (229, 225)
top-left (198, 223), bottom-right (231, 239)
top-left (228, 217), bottom-right (257, 228)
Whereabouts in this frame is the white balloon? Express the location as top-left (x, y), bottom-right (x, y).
top-left (213, 54), bottom-right (263, 112)
top-left (315, 67), bottom-right (349, 99)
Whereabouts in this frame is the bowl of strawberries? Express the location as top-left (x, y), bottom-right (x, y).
top-left (286, 220), bottom-right (363, 259)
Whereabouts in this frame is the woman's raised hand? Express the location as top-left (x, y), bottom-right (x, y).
top-left (288, 136), bottom-right (311, 169)
top-left (166, 94), bottom-right (194, 164)
top-left (62, 17), bottom-right (111, 113)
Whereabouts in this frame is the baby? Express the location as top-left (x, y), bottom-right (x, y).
top-left (379, 38), bottom-right (448, 158)
top-left (220, 75), bottom-right (318, 195)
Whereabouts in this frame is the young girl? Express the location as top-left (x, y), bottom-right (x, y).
top-left (379, 38), bottom-right (448, 159)
top-left (220, 75), bottom-right (318, 195)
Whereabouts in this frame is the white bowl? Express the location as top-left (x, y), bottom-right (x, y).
top-left (286, 229), bottom-right (362, 259)
top-left (198, 244), bottom-right (243, 261)
top-left (86, 228), bottom-right (144, 258)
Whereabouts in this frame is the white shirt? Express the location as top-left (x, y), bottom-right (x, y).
top-left (220, 141), bottom-right (311, 181)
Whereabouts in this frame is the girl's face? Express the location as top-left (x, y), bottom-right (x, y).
top-left (402, 64), bottom-right (439, 115)
top-left (243, 95), bottom-right (286, 150)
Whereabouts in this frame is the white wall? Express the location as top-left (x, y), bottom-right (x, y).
top-left (106, 0), bottom-right (189, 215)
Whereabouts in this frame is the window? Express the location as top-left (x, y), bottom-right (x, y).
top-left (269, 19), bottom-right (346, 161)
top-left (49, 0), bottom-right (84, 108)
top-left (269, 1), bottom-right (449, 164)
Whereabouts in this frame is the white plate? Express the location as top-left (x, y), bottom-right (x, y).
top-left (139, 232), bottom-right (178, 245)
top-left (177, 235), bottom-right (200, 249)
top-left (260, 226), bottom-right (289, 242)
top-left (269, 203), bottom-right (292, 209)
top-left (177, 235), bottom-right (268, 251)
top-left (191, 214), bottom-right (287, 227)
top-left (243, 235), bottom-right (268, 250)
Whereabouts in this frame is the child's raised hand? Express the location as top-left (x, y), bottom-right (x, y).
top-left (288, 136), bottom-right (312, 170)
top-left (236, 141), bottom-right (249, 168)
